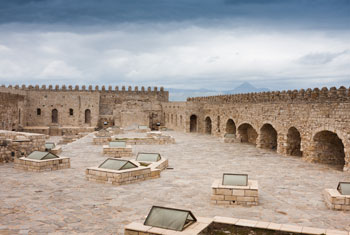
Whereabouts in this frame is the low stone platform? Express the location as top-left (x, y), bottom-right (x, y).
top-left (86, 163), bottom-right (161, 186)
top-left (125, 215), bottom-right (350, 235)
top-left (58, 133), bottom-right (87, 145)
top-left (22, 126), bottom-right (94, 136)
top-left (93, 135), bottom-right (175, 145)
top-left (102, 145), bottom-right (133, 158)
top-left (93, 136), bottom-right (111, 145)
top-left (211, 179), bottom-right (258, 206)
top-left (223, 134), bottom-right (236, 143)
top-left (48, 145), bottom-right (62, 155)
top-left (14, 156), bottom-right (70, 172)
top-left (0, 130), bottom-right (46, 163)
top-left (323, 188), bottom-right (350, 211)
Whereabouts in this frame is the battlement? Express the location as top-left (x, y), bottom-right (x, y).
top-left (0, 84), bottom-right (166, 94)
top-left (187, 86), bottom-right (350, 103)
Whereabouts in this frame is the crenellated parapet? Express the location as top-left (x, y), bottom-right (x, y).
top-left (0, 84), bottom-right (167, 95)
top-left (187, 86), bottom-right (350, 104)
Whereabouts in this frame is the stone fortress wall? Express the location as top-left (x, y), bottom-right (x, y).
top-left (0, 92), bottom-right (25, 131)
top-left (0, 84), bottom-right (168, 135)
top-left (163, 86), bottom-right (350, 172)
top-left (1, 84), bottom-right (350, 171)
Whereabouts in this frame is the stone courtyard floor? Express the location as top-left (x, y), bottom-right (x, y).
top-left (1, 131), bottom-right (350, 234)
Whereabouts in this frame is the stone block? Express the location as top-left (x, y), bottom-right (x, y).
top-left (211, 195), bottom-right (225, 200)
top-left (216, 188), bottom-right (232, 195)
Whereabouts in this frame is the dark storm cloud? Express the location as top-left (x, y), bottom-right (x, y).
top-left (0, 0), bottom-right (349, 29)
top-left (0, 0), bottom-right (349, 98)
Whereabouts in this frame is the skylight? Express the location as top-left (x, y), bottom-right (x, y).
top-left (144, 206), bottom-right (196, 231)
top-left (136, 153), bottom-right (161, 162)
top-left (222, 173), bottom-right (248, 186)
top-left (98, 158), bottom-right (137, 171)
top-left (26, 151), bottom-right (59, 160)
top-left (109, 141), bottom-right (126, 148)
top-left (337, 182), bottom-right (350, 195)
top-left (45, 142), bottom-right (55, 150)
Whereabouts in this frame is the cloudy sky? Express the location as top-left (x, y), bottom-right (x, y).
top-left (0, 0), bottom-right (349, 93)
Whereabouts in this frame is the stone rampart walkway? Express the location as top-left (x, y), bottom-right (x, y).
top-left (1, 131), bottom-right (349, 234)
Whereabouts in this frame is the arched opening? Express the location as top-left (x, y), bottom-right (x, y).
top-left (286, 127), bottom-right (302, 157)
top-left (238, 123), bottom-right (257, 145)
top-left (52, 109), bottom-right (58, 123)
top-left (171, 114), bottom-right (173, 124)
top-left (180, 115), bottom-right (183, 126)
top-left (226, 119), bottom-right (236, 135)
top-left (217, 116), bottom-right (220, 133)
top-left (37, 108), bottom-right (41, 116)
top-left (190, 115), bottom-right (197, 133)
top-left (313, 131), bottom-right (345, 168)
top-left (18, 109), bottom-right (21, 124)
top-left (85, 109), bottom-right (91, 124)
top-left (205, 117), bottom-right (212, 134)
top-left (260, 124), bottom-right (277, 150)
top-left (69, 108), bottom-right (74, 116)
top-left (175, 115), bottom-right (177, 126)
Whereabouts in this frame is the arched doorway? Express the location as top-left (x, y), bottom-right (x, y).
top-left (237, 123), bottom-right (257, 145)
top-left (226, 119), bottom-right (236, 135)
top-left (313, 131), bottom-right (345, 168)
top-left (85, 109), bottom-right (91, 124)
top-left (260, 124), bottom-right (277, 150)
top-left (52, 109), bottom-right (58, 123)
top-left (205, 117), bottom-right (212, 134)
top-left (286, 127), bottom-right (302, 156)
top-left (190, 115), bottom-right (197, 133)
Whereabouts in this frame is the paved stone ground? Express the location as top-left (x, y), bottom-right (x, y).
top-left (1, 131), bottom-right (350, 234)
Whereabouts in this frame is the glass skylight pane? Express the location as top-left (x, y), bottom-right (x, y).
top-left (121, 162), bottom-right (138, 170)
top-left (42, 153), bottom-right (59, 160)
top-left (99, 159), bottom-right (127, 170)
top-left (136, 153), bottom-right (160, 162)
top-left (27, 151), bottom-right (48, 160)
top-left (144, 207), bottom-right (191, 231)
top-left (223, 174), bottom-right (248, 186)
top-left (45, 143), bottom-right (55, 150)
top-left (338, 182), bottom-right (350, 195)
top-left (109, 141), bottom-right (126, 147)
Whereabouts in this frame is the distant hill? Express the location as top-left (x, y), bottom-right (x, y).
top-left (168, 82), bottom-right (270, 101)
top-left (223, 82), bottom-right (269, 94)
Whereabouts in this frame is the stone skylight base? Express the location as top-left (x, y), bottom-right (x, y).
top-left (323, 188), bottom-right (350, 210)
top-left (86, 158), bottom-right (168, 186)
top-left (14, 156), bottom-right (70, 172)
top-left (48, 145), bottom-right (62, 155)
top-left (102, 145), bottom-right (132, 158)
top-left (211, 179), bottom-right (258, 206)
